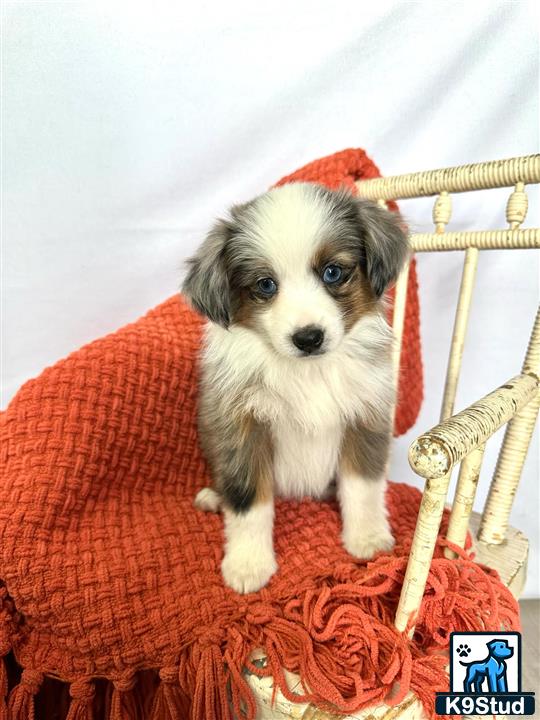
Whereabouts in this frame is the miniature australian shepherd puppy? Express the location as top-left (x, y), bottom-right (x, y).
top-left (182, 182), bottom-right (408, 594)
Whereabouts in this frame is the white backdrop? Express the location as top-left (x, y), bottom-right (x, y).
top-left (3, 1), bottom-right (538, 595)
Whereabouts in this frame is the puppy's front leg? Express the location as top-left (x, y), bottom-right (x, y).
top-left (222, 501), bottom-right (276, 594)
top-left (338, 420), bottom-right (394, 559)
top-left (219, 416), bottom-right (277, 594)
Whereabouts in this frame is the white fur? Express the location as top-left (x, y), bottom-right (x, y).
top-left (338, 473), bottom-right (394, 558)
top-left (195, 487), bottom-right (222, 512)
top-left (272, 420), bottom-right (342, 499)
top-left (204, 311), bottom-right (393, 433)
top-left (221, 501), bottom-right (277, 593)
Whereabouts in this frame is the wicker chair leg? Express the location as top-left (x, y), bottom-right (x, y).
top-left (445, 444), bottom-right (485, 558)
top-left (394, 472), bottom-right (451, 634)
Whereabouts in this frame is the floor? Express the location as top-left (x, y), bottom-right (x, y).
top-left (517, 599), bottom-right (539, 717)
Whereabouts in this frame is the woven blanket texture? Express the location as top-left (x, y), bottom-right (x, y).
top-left (0, 150), bottom-right (519, 720)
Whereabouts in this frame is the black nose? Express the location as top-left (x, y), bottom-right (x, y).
top-left (292, 325), bottom-right (324, 354)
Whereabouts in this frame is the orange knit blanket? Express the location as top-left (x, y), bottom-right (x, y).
top-left (0, 151), bottom-right (518, 720)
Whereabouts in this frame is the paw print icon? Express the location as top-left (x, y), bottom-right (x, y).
top-left (457, 644), bottom-right (471, 658)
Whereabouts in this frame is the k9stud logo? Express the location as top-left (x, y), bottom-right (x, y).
top-left (435, 632), bottom-right (535, 715)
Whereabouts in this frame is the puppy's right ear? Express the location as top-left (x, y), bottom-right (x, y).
top-left (182, 219), bottom-right (233, 328)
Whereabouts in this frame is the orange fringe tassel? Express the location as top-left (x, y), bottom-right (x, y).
top-left (191, 645), bottom-right (230, 720)
top-left (7, 669), bottom-right (43, 720)
top-left (149, 668), bottom-right (190, 720)
top-left (66, 679), bottom-right (94, 720)
top-left (109, 677), bottom-right (140, 720)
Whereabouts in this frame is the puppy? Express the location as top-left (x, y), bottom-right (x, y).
top-left (183, 183), bottom-right (408, 593)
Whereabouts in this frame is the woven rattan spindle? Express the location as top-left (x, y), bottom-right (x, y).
top-left (479, 307), bottom-right (540, 544)
top-left (355, 155), bottom-right (540, 201)
top-left (440, 246), bottom-right (479, 421)
top-left (409, 228), bottom-right (540, 252)
top-left (433, 191), bottom-right (452, 234)
top-left (506, 182), bottom-right (529, 230)
top-left (445, 443), bottom-right (486, 558)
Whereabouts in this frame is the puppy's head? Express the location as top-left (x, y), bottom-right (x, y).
top-left (183, 183), bottom-right (408, 358)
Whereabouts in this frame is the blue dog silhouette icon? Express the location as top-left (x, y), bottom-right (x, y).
top-left (460, 639), bottom-right (514, 693)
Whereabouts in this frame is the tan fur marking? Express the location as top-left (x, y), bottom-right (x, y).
top-left (313, 241), bottom-right (378, 332)
top-left (312, 244), bottom-right (357, 270)
top-left (233, 290), bottom-right (262, 329)
top-left (337, 268), bottom-right (377, 332)
top-left (238, 413), bottom-right (274, 504)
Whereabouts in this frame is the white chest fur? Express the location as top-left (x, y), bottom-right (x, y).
top-left (202, 314), bottom-right (394, 498)
top-left (272, 419), bottom-right (342, 498)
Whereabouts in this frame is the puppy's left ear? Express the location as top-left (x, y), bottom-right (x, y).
top-left (354, 199), bottom-right (409, 297)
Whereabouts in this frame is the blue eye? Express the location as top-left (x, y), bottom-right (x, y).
top-left (322, 264), bottom-right (343, 284)
top-left (257, 277), bottom-right (277, 296)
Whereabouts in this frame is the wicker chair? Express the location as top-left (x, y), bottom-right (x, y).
top-left (247, 154), bottom-right (540, 719)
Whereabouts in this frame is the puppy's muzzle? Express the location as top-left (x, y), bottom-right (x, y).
top-left (291, 325), bottom-right (325, 355)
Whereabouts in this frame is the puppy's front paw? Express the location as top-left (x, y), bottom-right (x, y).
top-left (221, 549), bottom-right (277, 594)
top-left (194, 487), bottom-right (221, 512)
top-left (343, 521), bottom-right (395, 560)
